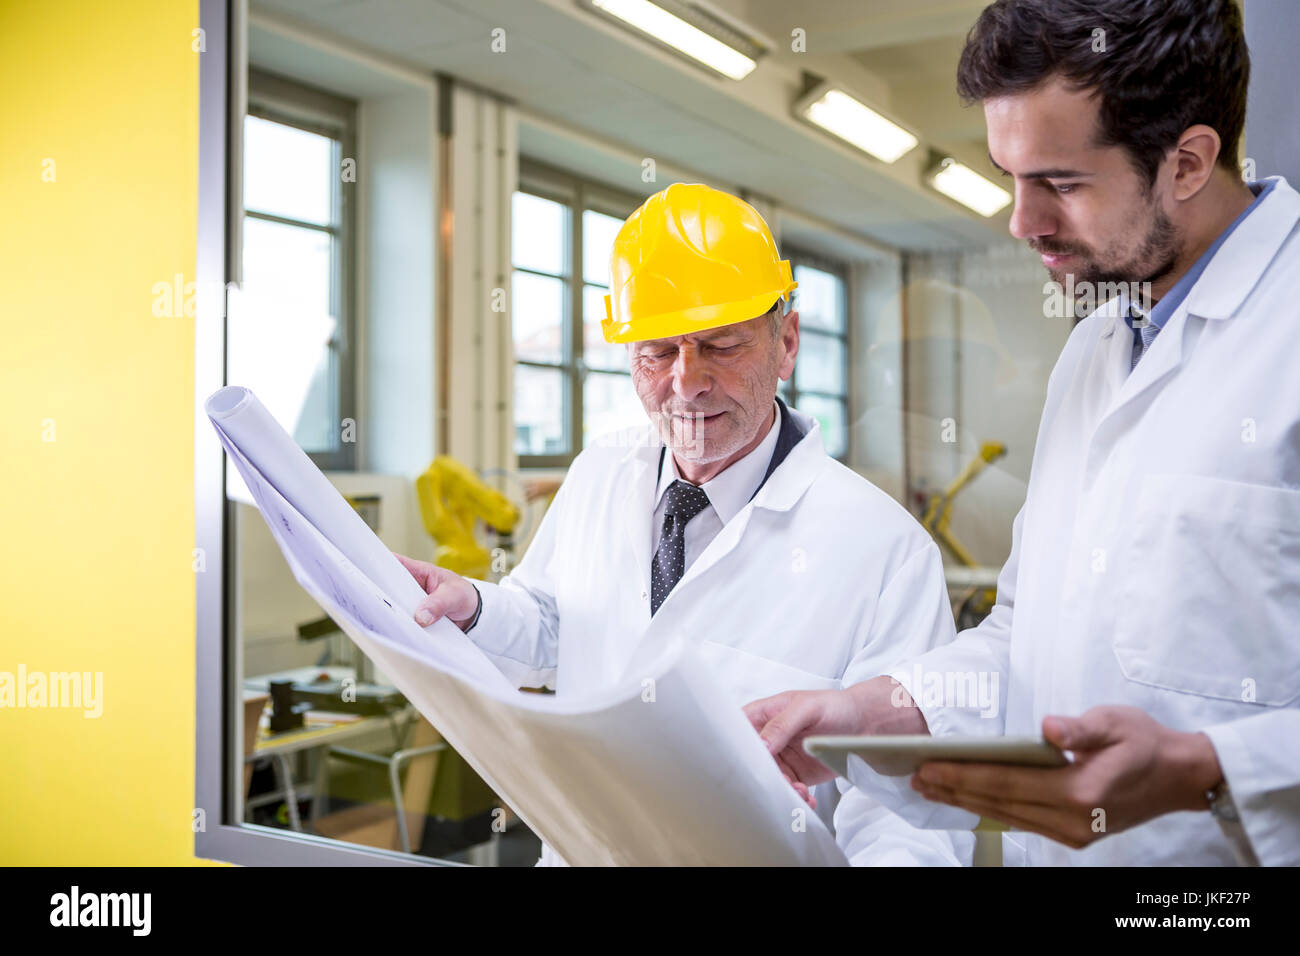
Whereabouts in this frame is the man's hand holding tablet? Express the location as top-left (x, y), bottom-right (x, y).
top-left (745, 682), bottom-right (1224, 849)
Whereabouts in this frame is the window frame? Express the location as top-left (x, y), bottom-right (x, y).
top-left (243, 68), bottom-right (358, 472)
top-left (513, 159), bottom-right (641, 469)
top-left (197, 1), bottom-right (429, 866)
top-left (783, 248), bottom-right (852, 462)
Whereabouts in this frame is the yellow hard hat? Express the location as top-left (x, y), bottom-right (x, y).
top-left (601, 183), bottom-right (797, 344)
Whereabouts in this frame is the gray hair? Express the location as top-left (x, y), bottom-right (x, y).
top-left (767, 296), bottom-right (788, 338)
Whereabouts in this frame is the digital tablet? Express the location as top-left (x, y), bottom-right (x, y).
top-left (803, 735), bottom-right (1070, 778)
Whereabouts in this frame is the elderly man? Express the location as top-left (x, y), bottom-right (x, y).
top-left (396, 183), bottom-right (969, 865)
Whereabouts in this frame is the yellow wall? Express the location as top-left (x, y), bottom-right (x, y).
top-left (0, 0), bottom-right (212, 864)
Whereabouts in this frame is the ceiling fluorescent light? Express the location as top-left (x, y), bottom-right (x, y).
top-left (797, 86), bottom-right (917, 164)
top-left (928, 156), bottom-right (1012, 217)
top-left (590, 0), bottom-right (759, 80)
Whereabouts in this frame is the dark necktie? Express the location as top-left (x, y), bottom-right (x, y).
top-left (650, 479), bottom-right (711, 615)
top-left (1129, 307), bottom-right (1160, 371)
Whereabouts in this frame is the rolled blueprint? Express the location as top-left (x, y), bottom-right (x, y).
top-left (205, 385), bottom-right (847, 865)
top-left (207, 386), bottom-right (424, 612)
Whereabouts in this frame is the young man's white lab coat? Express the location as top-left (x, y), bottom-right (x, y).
top-left (861, 176), bottom-right (1300, 866)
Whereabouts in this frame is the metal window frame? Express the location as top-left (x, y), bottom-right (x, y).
top-left (242, 67), bottom-right (359, 472)
top-left (514, 158), bottom-right (640, 468)
top-left (784, 247), bottom-right (851, 462)
top-left (195, 0), bottom-right (443, 866)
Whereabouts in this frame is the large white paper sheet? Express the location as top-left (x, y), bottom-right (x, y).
top-left (206, 385), bottom-right (846, 866)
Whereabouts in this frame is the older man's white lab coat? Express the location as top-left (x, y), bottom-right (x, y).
top-left (471, 402), bottom-right (972, 865)
top-left (865, 176), bottom-right (1300, 866)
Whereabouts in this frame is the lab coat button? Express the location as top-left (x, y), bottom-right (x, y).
top-left (640, 590), bottom-right (648, 600)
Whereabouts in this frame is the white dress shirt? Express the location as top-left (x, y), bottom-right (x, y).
top-left (650, 400), bottom-right (781, 574)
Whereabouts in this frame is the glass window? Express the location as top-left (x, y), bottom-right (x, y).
top-left (795, 331), bottom-right (847, 396)
top-left (511, 185), bottom-right (572, 459)
top-left (512, 192), bottom-right (567, 275)
top-left (513, 167), bottom-right (640, 465)
top-left (582, 209), bottom-right (622, 286)
top-left (512, 272), bottom-right (566, 365)
top-left (230, 215), bottom-right (337, 454)
top-left (795, 392), bottom-right (848, 459)
top-left (242, 216), bottom-right (332, 315)
top-left (218, 74), bottom-right (530, 872)
top-left (514, 364), bottom-right (567, 455)
top-left (794, 262), bottom-right (846, 333)
top-left (230, 84), bottom-right (355, 469)
top-left (788, 255), bottom-right (850, 461)
top-left (243, 115), bottom-right (333, 226)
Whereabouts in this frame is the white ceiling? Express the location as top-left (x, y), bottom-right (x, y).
top-left (250, 0), bottom-right (1009, 253)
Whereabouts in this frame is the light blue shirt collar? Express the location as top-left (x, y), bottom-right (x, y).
top-left (1128, 179), bottom-right (1275, 330)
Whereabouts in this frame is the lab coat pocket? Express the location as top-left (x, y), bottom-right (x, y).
top-left (697, 639), bottom-right (840, 708)
top-left (1112, 474), bottom-right (1300, 706)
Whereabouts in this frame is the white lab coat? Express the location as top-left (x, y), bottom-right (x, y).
top-left (472, 403), bottom-right (973, 865)
top-left (861, 176), bottom-right (1300, 865)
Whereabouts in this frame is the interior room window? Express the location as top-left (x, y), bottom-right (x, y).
top-left (512, 163), bottom-right (641, 467)
top-left (781, 255), bottom-right (850, 459)
top-left (231, 70), bottom-right (357, 470)
top-left (222, 71), bottom-right (543, 867)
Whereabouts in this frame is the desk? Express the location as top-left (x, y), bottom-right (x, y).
top-left (247, 706), bottom-right (416, 833)
top-left (244, 667), bottom-right (418, 834)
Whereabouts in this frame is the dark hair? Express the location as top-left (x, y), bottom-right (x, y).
top-left (956, 0), bottom-right (1250, 188)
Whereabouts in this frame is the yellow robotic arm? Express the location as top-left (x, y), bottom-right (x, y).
top-left (920, 440), bottom-right (1007, 568)
top-left (919, 440), bottom-right (1007, 630)
top-left (415, 456), bottom-right (521, 580)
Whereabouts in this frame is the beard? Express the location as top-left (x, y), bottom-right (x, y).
top-left (1034, 201), bottom-right (1181, 294)
top-left (642, 379), bottom-right (777, 466)
top-left (649, 405), bottom-right (746, 464)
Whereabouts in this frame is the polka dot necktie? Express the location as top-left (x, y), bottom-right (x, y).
top-left (650, 479), bottom-right (711, 616)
